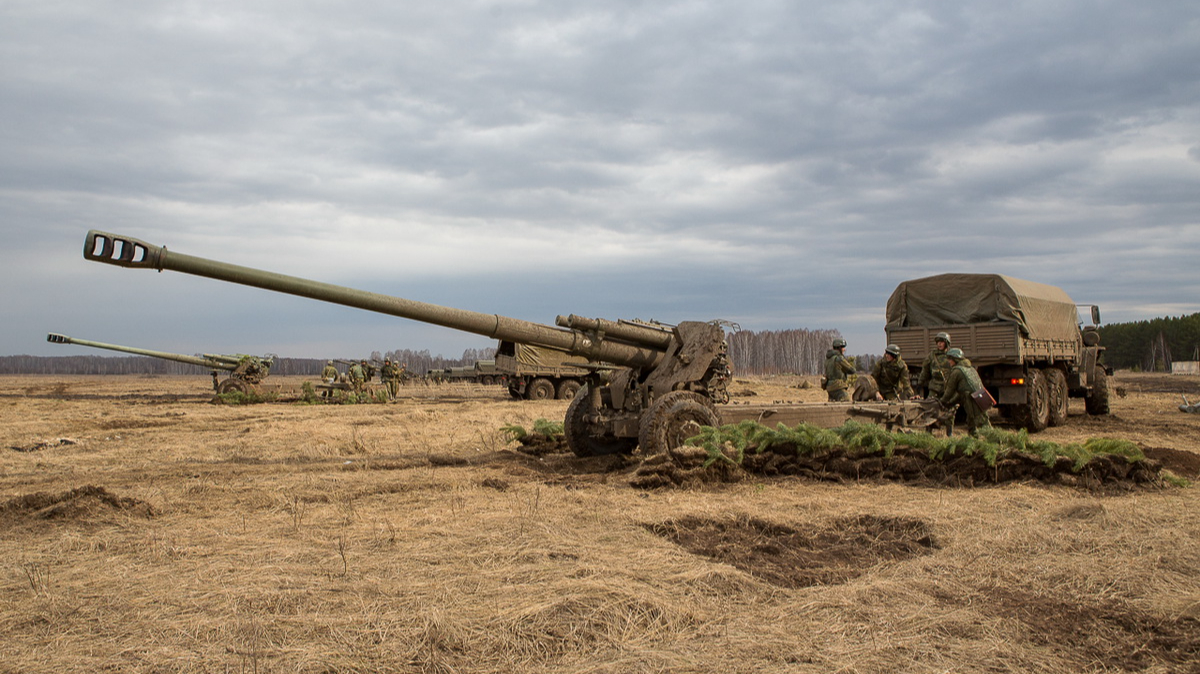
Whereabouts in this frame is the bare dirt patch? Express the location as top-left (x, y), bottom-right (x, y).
top-left (648, 514), bottom-right (939, 589)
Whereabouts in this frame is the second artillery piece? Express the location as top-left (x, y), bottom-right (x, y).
top-left (83, 230), bottom-right (936, 456)
top-left (47, 333), bottom-right (274, 395)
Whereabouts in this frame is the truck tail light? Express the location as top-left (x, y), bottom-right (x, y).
top-left (1009, 378), bottom-right (1025, 386)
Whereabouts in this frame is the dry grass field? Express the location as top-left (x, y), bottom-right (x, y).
top-left (2, 372), bottom-right (1199, 673)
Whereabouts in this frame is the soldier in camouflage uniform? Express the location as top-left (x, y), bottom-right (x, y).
top-left (938, 348), bottom-right (991, 436)
top-left (381, 359), bottom-right (401, 399)
top-left (348, 361), bottom-right (367, 392)
top-left (320, 360), bottom-right (339, 398)
top-left (872, 344), bottom-right (915, 401)
top-left (917, 332), bottom-right (953, 398)
top-left (824, 338), bottom-right (856, 402)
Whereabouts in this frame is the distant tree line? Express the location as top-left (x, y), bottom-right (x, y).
top-left (1100, 312), bottom-right (1200, 371)
top-left (0, 349), bottom-right (495, 376)
top-left (727, 328), bottom-right (876, 375)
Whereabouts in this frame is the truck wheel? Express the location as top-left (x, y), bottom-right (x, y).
top-left (638, 391), bottom-right (719, 457)
top-left (527, 378), bottom-right (556, 401)
top-left (565, 386), bottom-right (637, 457)
top-left (1085, 368), bottom-right (1111, 415)
top-left (1045, 368), bottom-right (1069, 427)
top-left (556, 380), bottom-right (582, 400)
top-left (1012, 369), bottom-right (1049, 432)
top-left (508, 384), bottom-right (523, 399)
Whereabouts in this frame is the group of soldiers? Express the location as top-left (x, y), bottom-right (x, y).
top-left (824, 332), bottom-right (991, 436)
top-left (321, 358), bottom-right (408, 399)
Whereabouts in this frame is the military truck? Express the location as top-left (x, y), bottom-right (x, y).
top-left (472, 360), bottom-right (502, 385)
top-left (885, 273), bottom-right (1111, 432)
top-left (495, 340), bottom-right (588, 400)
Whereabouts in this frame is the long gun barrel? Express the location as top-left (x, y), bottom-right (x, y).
top-left (84, 230), bottom-right (669, 369)
top-left (48, 333), bottom-right (247, 372)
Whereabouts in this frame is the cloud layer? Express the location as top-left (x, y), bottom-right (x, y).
top-left (4, 0), bottom-right (1198, 360)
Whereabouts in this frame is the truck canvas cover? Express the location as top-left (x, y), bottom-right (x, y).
top-left (885, 273), bottom-right (1079, 342)
top-left (515, 344), bottom-right (590, 368)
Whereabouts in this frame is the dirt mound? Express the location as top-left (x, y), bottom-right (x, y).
top-left (647, 514), bottom-right (938, 589)
top-left (1143, 446), bottom-right (1200, 479)
top-left (0, 485), bottom-right (156, 523)
top-left (633, 443), bottom-right (1166, 490)
top-left (511, 433), bottom-right (570, 457)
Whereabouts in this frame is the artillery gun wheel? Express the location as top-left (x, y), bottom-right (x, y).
top-left (215, 378), bottom-right (253, 396)
top-left (638, 391), bottom-right (720, 458)
top-left (1012, 369), bottom-right (1049, 432)
top-left (556, 380), bottom-right (582, 400)
top-left (1085, 368), bottom-right (1111, 415)
top-left (1045, 368), bottom-right (1069, 426)
top-left (853, 375), bottom-right (878, 402)
top-left (564, 386), bottom-right (637, 457)
top-left (527, 378), bottom-right (556, 401)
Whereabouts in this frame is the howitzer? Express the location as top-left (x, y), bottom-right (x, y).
top-left (83, 230), bottom-right (937, 455)
top-left (83, 230), bottom-right (734, 456)
top-left (47, 332), bottom-right (273, 394)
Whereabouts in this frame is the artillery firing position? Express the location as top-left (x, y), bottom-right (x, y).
top-left (47, 332), bottom-right (273, 395)
top-left (82, 230), bottom-right (936, 456)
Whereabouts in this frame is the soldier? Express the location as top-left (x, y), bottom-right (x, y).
top-left (361, 360), bottom-right (377, 382)
top-left (321, 360), bottom-right (338, 383)
top-left (348, 360), bottom-right (367, 392)
top-left (320, 359), bottom-right (339, 398)
top-left (824, 338), bottom-right (856, 402)
top-left (872, 344), bottom-right (915, 401)
top-left (917, 332), bottom-right (953, 399)
top-left (381, 358), bottom-right (401, 399)
top-left (939, 348), bottom-right (992, 436)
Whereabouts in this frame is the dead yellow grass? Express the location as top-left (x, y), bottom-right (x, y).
top-left (1, 373), bottom-right (1199, 673)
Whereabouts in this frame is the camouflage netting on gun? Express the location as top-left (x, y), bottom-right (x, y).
top-left (631, 421), bottom-right (1178, 490)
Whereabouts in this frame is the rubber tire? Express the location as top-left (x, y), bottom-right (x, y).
top-left (1044, 368), bottom-right (1069, 427)
top-left (853, 375), bottom-right (878, 402)
top-left (216, 378), bottom-right (252, 396)
top-left (637, 391), bottom-right (719, 457)
top-left (1013, 368), bottom-right (1049, 432)
top-left (564, 385), bottom-right (637, 457)
top-left (527, 378), bottom-right (556, 401)
top-left (1085, 368), bottom-right (1111, 415)
top-left (556, 379), bottom-right (582, 400)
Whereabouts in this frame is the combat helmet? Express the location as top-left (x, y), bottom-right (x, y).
top-left (945, 348), bottom-right (965, 361)
top-left (935, 332), bottom-right (951, 346)
top-left (885, 344), bottom-right (901, 357)
top-left (832, 338), bottom-right (847, 348)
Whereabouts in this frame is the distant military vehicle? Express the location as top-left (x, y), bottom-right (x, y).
top-left (47, 333), bottom-right (273, 395)
top-left (495, 341), bottom-right (588, 400)
top-left (83, 230), bottom-right (940, 455)
top-left (472, 359), bottom-right (501, 385)
top-left (885, 273), bottom-right (1111, 432)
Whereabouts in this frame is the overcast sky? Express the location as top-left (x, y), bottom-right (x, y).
top-left (4, 0), bottom-right (1199, 365)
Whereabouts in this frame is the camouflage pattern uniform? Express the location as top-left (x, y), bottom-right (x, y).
top-left (872, 352), bottom-right (914, 401)
top-left (917, 333), bottom-right (953, 398)
top-left (381, 359), bottom-right (401, 399)
top-left (320, 360), bottom-right (339, 398)
top-left (321, 361), bottom-right (338, 383)
top-left (939, 350), bottom-right (991, 436)
top-left (349, 362), bottom-right (367, 392)
top-left (824, 340), bottom-right (856, 402)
